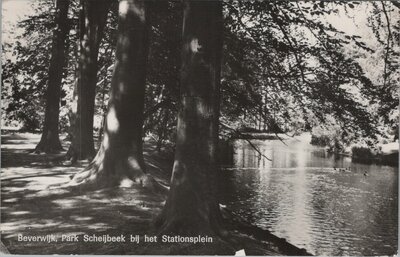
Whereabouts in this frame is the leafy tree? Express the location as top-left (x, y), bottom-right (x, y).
top-left (157, 0), bottom-right (225, 235)
top-left (2, 1), bottom-right (55, 131)
top-left (366, 2), bottom-right (399, 135)
top-left (66, 0), bottom-right (112, 161)
top-left (220, 1), bottom-right (384, 141)
top-left (69, 0), bottom-right (159, 190)
top-left (143, 1), bottom-right (182, 151)
top-left (35, 0), bottom-right (71, 153)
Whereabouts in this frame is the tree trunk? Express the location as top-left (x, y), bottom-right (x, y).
top-left (157, 0), bottom-right (224, 235)
top-left (69, 0), bottom-right (155, 190)
top-left (67, 0), bottom-right (111, 161)
top-left (156, 109), bottom-right (169, 152)
top-left (35, 0), bottom-right (70, 153)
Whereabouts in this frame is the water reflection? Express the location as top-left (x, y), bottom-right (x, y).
top-left (220, 136), bottom-right (398, 256)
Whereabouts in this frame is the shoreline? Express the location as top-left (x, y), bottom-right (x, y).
top-left (229, 131), bottom-right (399, 167)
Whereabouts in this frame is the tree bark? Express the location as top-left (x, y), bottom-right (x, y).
top-left (69, 0), bottom-right (156, 190)
top-left (35, 0), bottom-right (70, 153)
top-left (156, 0), bottom-right (224, 235)
top-left (67, 0), bottom-right (111, 161)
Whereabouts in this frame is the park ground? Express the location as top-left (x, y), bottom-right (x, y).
top-left (0, 131), bottom-right (311, 255)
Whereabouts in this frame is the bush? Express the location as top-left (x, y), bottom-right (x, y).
top-left (17, 106), bottom-right (43, 132)
top-left (310, 122), bottom-right (345, 153)
top-left (310, 134), bottom-right (331, 146)
top-left (351, 146), bottom-right (375, 160)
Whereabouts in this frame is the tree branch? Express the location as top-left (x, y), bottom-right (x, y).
top-left (381, 1), bottom-right (392, 88)
top-left (220, 122), bottom-right (272, 161)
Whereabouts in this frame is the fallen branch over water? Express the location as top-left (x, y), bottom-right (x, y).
top-left (220, 122), bottom-right (272, 161)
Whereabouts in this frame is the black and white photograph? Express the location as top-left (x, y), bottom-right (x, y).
top-left (1, 0), bottom-right (399, 255)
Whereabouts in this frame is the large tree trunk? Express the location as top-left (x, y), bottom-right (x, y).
top-left (157, 0), bottom-right (224, 235)
top-left (35, 0), bottom-right (70, 153)
top-left (69, 0), bottom-right (155, 190)
top-left (67, 0), bottom-right (111, 161)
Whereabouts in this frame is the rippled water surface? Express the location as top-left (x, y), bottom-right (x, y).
top-left (219, 136), bottom-right (398, 256)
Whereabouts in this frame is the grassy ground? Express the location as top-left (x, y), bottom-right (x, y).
top-left (1, 132), bottom-right (311, 255)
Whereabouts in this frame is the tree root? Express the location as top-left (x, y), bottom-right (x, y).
top-left (64, 145), bottom-right (96, 164)
top-left (55, 161), bottom-right (168, 194)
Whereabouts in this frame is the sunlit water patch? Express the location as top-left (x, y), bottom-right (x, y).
top-left (219, 136), bottom-right (398, 256)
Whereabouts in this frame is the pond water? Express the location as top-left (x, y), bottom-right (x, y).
top-left (219, 135), bottom-right (398, 256)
